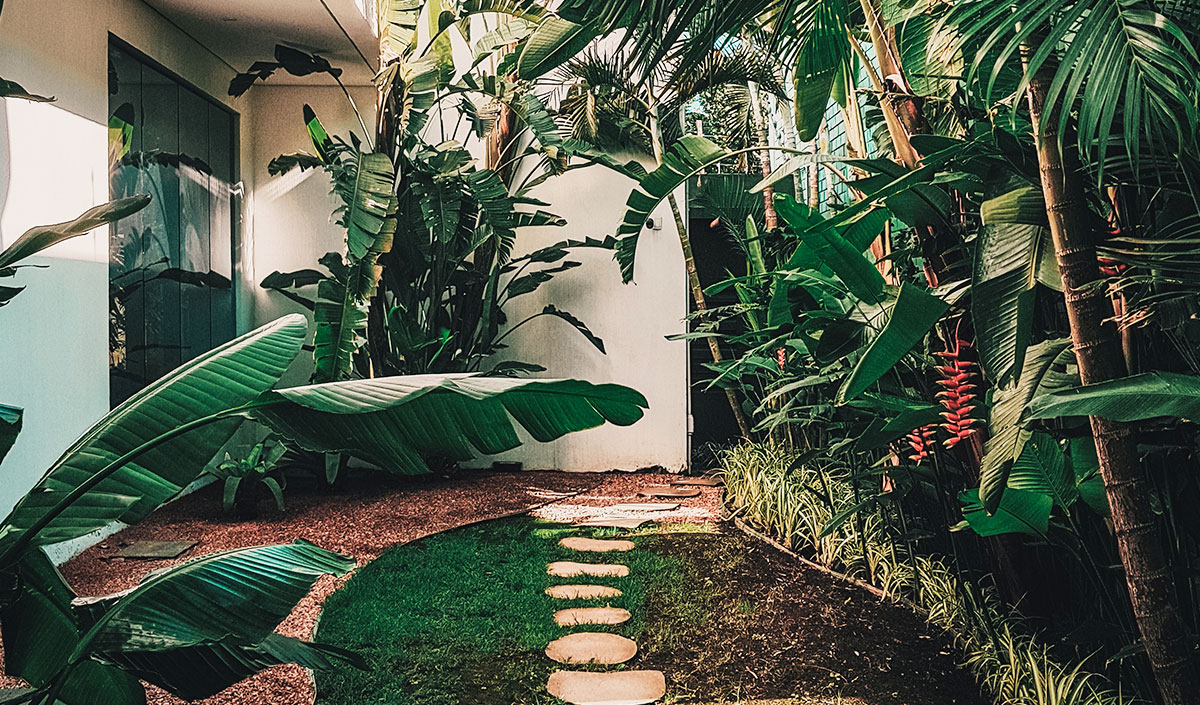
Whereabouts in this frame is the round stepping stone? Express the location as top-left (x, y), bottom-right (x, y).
top-left (545, 632), bottom-right (638, 665)
top-left (672, 476), bottom-right (722, 487)
top-left (547, 561), bottom-right (630, 578)
top-left (576, 517), bottom-right (651, 530)
top-left (559, 537), bottom-right (635, 552)
top-left (554, 606), bottom-right (631, 626)
top-left (608, 502), bottom-right (680, 511)
top-left (637, 486), bottom-right (701, 499)
top-left (547, 670), bottom-right (666, 705)
top-left (545, 584), bottom-right (623, 600)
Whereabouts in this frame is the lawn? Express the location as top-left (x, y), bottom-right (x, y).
top-left (314, 517), bottom-right (982, 705)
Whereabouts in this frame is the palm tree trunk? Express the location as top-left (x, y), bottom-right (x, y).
top-left (1025, 67), bottom-right (1199, 705)
top-left (747, 83), bottom-right (779, 230)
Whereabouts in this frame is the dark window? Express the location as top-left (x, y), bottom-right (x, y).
top-left (108, 41), bottom-right (237, 407)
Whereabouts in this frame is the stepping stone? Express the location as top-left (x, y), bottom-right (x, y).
top-left (559, 537), bottom-right (636, 552)
top-left (672, 476), bottom-right (722, 487)
top-left (637, 486), bottom-right (701, 499)
top-left (554, 606), bottom-right (632, 626)
top-left (545, 632), bottom-right (638, 665)
top-left (607, 502), bottom-right (680, 511)
top-left (545, 584), bottom-right (623, 600)
top-left (113, 540), bottom-right (196, 559)
top-left (548, 561), bottom-right (630, 578)
top-left (547, 670), bottom-right (666, 705)
top-left (576, 517), bottom-right (651, 530)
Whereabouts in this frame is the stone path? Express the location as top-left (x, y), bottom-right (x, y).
top-left (538, 473), bottom-right (723, 704)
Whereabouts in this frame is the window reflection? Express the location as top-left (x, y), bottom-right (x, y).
top-left (108, 42), bottom-right (237, 407)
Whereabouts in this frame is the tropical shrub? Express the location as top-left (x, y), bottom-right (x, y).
top-left (205, 439), bottom-right (290, 517)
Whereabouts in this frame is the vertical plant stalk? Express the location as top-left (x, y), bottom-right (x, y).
top-left (747, 82), bottom-right (780, 231)
top-left (1025, 63), bottom-right (1199, 705)
top-left (650, 104), bottom-right (753, 439)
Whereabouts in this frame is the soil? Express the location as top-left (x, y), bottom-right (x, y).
top-left (637, 531), bottom-right (986, 705)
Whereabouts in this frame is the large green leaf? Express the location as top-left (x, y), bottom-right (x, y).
top-left (1007, 432), bottom-right (1077, 508)
top-left (251, 376), bottom-right (648, 474)
top-left (959, 487), bottom-right (1051, 537)
top-left (972, 185), bottom-right (1058, 385)
top-left (0, 403), bottom-right (20, 465)
top-left (517, 17), bottom-right (601, 80)
top-left (791, 0), bottom-right (851, 140)
top-left (616, 136), bottom-right (731, 283)
top-left (0, 196), bottom-right (151, 270)
top-left (0, 549), bottom-right (78, 686)
top-left (96, 634), bottom-right (361, 701)
top-left (780, 193), bottom-right (887, 304)
top-left (77, 541), bottom-right (355, 654)
top-left (1025, 371), bottom-right (1200, 423)
top-left (0, 316), bottom-right (306, 551)
top-left (56, 659), bottom-right (146, 705)
top-left (837, 283), bottom-right (948, 404)
top-left (978, 338), bottom-right (1075, 512)
top-left (380, 0), bottom-right (424, 60)
top-left (338, 152), bottom-right (396, 261)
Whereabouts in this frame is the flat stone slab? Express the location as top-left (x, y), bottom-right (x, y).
top-left (547, 561), bottom-right (630, 578)
top-left (547, 670), bottom-right (666, 705)
top-left (554, 606), bottom-right (632, 626)
top-left (559, 537), bottom-right (636, 552)
top-left (545, 584), bottom-right (623, 600)
top-left (637, 486), bottom-right (702, 499)
top-left (576, 517), bottom-right (651, 530)
top-left (607, 502), bottom-right (680, 511)
top-left (113, 540), bottom-right (196, 559)
top-left (672, 476), bottom-right (723, 487)
top-left (545, 632), bottom-right (638, 665)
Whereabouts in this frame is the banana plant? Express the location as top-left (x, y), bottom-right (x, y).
top-left (0, 313), bottom-right (647, 704)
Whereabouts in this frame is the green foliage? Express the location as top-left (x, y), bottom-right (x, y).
top-left (0, 313), bottom-right (646, 703)
top-left (1025, 371), bottom-right (1200, 423)
top-left (205, 440), bottom-right (289, 515)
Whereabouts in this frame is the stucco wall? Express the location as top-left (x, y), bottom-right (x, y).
top-left (0, 0), bottom-right (258, 515)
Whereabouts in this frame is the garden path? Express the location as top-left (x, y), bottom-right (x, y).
top-left (539, 475), bottom-right (724, 705)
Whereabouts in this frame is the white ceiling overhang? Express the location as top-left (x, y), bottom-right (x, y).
top-left (141, 0), bottom-right (379, 85)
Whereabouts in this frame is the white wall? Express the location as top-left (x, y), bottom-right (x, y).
top-left (0, 0), bottom-right (258, 514)
top-left (483, 165), bottom-right (690, 472)
top-left (243, 84), bottom-right (377, 385)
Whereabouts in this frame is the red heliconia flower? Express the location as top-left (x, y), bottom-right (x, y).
top-left (935, 336), bottom-right (981, 449)
top-left (905, 424), bottom-right (938, 464)
top-left (777, 347), bottom-right (787, 371)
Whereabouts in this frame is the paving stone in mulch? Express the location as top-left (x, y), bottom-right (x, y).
top-left (113, 540), bottom-right (197, 559)
top-left (553, 606), bottom-right (632, 626)
top-left (547, 561), bottom-right (630, 578)
top-left (575, 517), bottom-right (652, 529)
top-left (672, 477), bottom-right (723, 487)
top-left (559, 537), bottom-right (636, 552)
top-left (545, 632), bottom-right (638, 665)
top-left (546, 669), bottom-right (666, 705)
top-left (636, 486), bottom-right (702, 499)
top-left (606, 503), bottom-right (680, 511)
top-left (545, 584), bottom-right (624, 600)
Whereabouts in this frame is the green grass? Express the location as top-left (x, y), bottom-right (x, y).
top-left (314, 517), bottom-right (684, 705)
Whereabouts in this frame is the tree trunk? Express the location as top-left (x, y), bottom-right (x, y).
top-left (650, 103), bottom-right (753, 439)
top-left (747, 83), bottom-right (779, 230)
top-left (667, 193), bottom-right (753, 438)
top-left (1026, 67), bottom-right (1199, 705)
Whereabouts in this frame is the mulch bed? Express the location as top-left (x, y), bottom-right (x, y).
top-left (638, 531), bottom-right (986, 705)
top-left (3, 469), bottom-right (690, 705)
